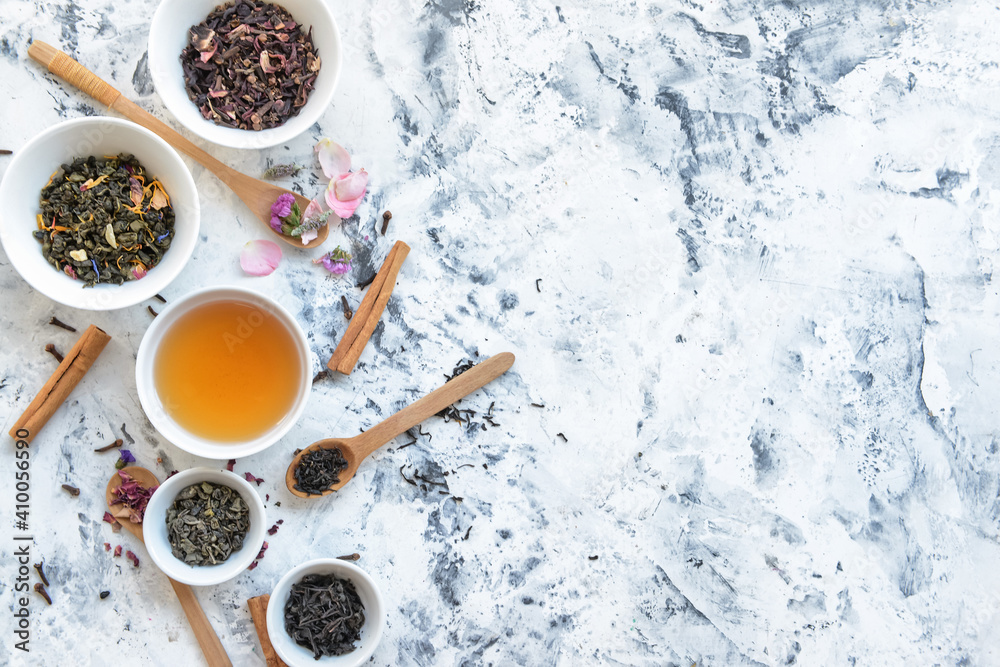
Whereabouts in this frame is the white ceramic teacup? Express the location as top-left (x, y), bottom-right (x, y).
top-left (266, 558), bottom-right (386, 666)
top-left (142, 467), bottom-right (267, 586)
top-left (135, 285), bottom-right (311, 458)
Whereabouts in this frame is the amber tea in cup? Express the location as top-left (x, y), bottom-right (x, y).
top-left (154, 300), bottom-right (301, 441)
top-left (136, 286), bottom-right (311, 458)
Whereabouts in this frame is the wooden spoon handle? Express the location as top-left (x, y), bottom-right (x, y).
top-left (29, 41), bottom-right (122, 108)
top-left (355, 352), bottom-right (515, 459)
top-left (167, 578), bottom-right (233, 667)
top-left (27, 41), bottom-right (236, 183)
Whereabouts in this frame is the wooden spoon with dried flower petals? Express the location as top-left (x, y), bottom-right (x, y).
top-left (286, 352), bottom-right (515, 498)
top-left (28, 41), bottom-right (329, 249)
top-left (106, 467), bottom-right (232, 667)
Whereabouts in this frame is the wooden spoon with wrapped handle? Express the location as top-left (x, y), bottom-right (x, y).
top-left (107, 467), bottom-right (233, 667)
top-left (27, 40), bottom-right (329, 249)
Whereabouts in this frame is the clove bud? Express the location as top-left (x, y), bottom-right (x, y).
top-left (33, 561), bottom-right (50, 587)
top-left (48, 316), bottom-right (76, 332)
top-left (34, 583), bottom-right (52, 605)
top-left (94, 438), bottom-right (124, 453)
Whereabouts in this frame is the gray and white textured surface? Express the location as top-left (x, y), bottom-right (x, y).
top-left (2, 0), bottom-right (1000, 664)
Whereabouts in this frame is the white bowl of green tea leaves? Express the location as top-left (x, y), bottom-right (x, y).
top-left (142, 468), bottom-right (267, 586)
top-left (148, 0), bottom-right (342, 149)
top-left (0, 117), bottom-right (199, 310)
top-left (267, 558), bottom-right (385, 666)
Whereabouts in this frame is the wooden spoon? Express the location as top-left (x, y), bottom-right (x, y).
top-left (107, 467), bottom-right (233, 667)
top-left (27, 41), bottom-right (329, 249)
top-left (286, 352), bottom-right (515, 498)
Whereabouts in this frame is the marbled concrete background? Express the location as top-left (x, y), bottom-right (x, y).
top-left (2, 0), bottom-right (1000, 665)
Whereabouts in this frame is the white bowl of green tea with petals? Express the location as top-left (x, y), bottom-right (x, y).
top-left (148, 0), bottom-right (342, 149)
top-left (142, 468), bottom-right (266, 586)
top-left (0, 118), bottom-right (199, 310)
top-left (267, 558), bottom-right (385, 666)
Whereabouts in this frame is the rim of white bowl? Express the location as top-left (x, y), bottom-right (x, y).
top-left (147, 0), bottom-right (343, 149)
top-left (135, 285), bottom-right (311, 458)
top-left (142, 467), bottom-right (267, 586)
top-left (0, 117), bottom-right (200, 310)
top-left (266, 558), bottom-right (386, 667)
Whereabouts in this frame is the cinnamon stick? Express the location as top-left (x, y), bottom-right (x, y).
top-left (247, 595), bottom-right (288, 667)
top-left (327, 241), bottom-right (409, 374)
top-left (9, 324), bottom-right (111, 443)
top-left (328, 242), bottom-right (399, 370)
top-left (337, 242), bottom-right (410, 374)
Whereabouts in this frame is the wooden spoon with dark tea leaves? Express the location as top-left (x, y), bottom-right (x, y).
top-left (106, 467), bottom-right (233, 667)
top-left (28, 41), bottom-right (329, 249)
top-left (286, 352), bottom-right (515, 498)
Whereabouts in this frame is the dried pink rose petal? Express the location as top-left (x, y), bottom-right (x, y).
top-left (114, 545), bottom-right (122, 557)
top-left (325, 169), bottom-right (368, 219)
top-left (315, 139), bottom-right (368, 218)
top-left (303, 198), bottom-right (324, 220)
top-left (315, 139), bottom-right (351, 179)
top-left (129, 177), bottom-right (143, 207)
top-left (240, 240), bottom-right (282, 276)
top-left (334, 170), bottom-right (368, 202)
top-left (109, 470), bottom-right (157, 524)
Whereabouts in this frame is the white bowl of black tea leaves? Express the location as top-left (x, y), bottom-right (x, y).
top-left (142, 468), bottom-right (266, 586)
top-left (0, 117), bottom-right (199, 310)
top-left (267, 558), bottom-right (385, 666)
top-left (148, 0), bottom-right (342, 149)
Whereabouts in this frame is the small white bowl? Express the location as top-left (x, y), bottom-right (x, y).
top-left (143, 467), bottom-right (266, 586)
top-left (148, 0), bottom-right (343, 149)
top-left (0, 117), bottom-right (200, 310)
top-left (135, 285), bottom-right (311, 458)
top-left (267, 558), bottom-right (385, 667)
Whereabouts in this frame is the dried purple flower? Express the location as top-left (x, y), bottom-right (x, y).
top-left (313, 246), bottom-right (352, 276)
top-left (263, 163), bottom-right (304, 179)
top-left (115, 449), bottom-right (136, 470)
top-left (271, 193), bottom-right (295, 219)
